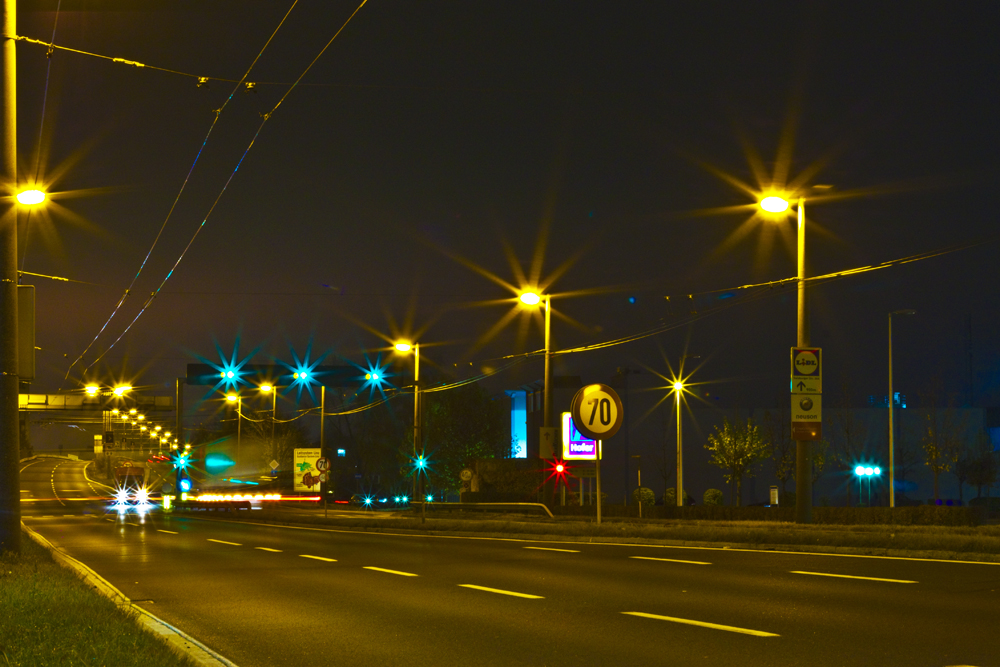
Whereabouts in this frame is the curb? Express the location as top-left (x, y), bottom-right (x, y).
top-left (21, 523), bottom-right (239, 667)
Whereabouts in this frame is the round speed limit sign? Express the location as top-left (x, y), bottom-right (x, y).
top-left (570, 383), bottom-right (624, 441)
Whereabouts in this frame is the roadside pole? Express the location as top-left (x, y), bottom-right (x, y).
top-left (0, 0), bottom-right (21, 553)
top-left (595, 444), bottom-right (601, 526)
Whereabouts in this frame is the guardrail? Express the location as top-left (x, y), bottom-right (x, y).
top-left (412, 501), bottom-right (554, 518)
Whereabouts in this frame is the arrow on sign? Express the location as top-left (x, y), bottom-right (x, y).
top-left (796, 381), bottom-right (808, 392)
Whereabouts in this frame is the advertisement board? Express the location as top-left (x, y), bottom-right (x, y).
top-left (293, 448), bottom-right (323, 492)
top-left (562, 412), bottom-right (599, 460)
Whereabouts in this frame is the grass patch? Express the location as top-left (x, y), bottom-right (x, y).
top-left (0, 534), bottom-right (196, 667)
top-left (207, 507), bottom-right (1000, 561)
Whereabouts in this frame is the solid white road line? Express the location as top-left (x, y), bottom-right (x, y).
top-left (623, 612), bottom-right (779, 637)
top-left (630, 556), bottom-right (711, 565)
top-left (523, 546), bottom-right (580, 553)
top-left (255, 547), bottom-right (282, 552)
top-left (157, 530), bottom-right (178, 534)
top-left (207, 539), bottom-right (242, 546)
top-left (790, 570), bottom-right (917, 584)
top-left (459, 584), bottom-right (543, 599)
top-left (364, 566), bottom-right (417, 576)
top-left (300, 555), bottom-right (337, 562)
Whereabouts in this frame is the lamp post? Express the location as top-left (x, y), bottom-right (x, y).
top-left (395, 342), bottom-right (420, 503)
top-left (519, 291), bottom-right (552, 432)
top-left (260, 382), bottom-right (276, 464)
top-left (761, 194), bottom-right (813, 523)
top-left (226, 394), bottom-right (241, 466)
top-left (673, 354), bottom-right (699, 508)
top-left (888, 309), bottom-right (915, 508)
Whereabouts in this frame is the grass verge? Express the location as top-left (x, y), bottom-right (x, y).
top-left (204, 507), bottom-right (1000, 562)
top-left (0, 533), bottom-right (196, 667)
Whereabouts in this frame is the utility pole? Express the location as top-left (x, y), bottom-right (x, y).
top-left (0, 0), bottom-right (21, 553)
top-left (794, 199), bottom-right (811, 524)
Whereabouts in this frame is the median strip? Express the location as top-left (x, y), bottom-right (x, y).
top-left (622, 612), bottom-right (779, 637)
top-left (300, 555), bottom-right (337, 562)
top-left (630, 556), bottom-right (711, 565)
top-left (790, 570), bottom-right (917, 584)
top-left (207, 539), bottom-right (242, 546)
top-left (459, 584), bottom-right (543, 599)
top-left (364, 566), bottom-right (417, 576)
top-left (256, 547), bottom-right (282, 552)
top-left (523, 546), bottom-right (580, 553)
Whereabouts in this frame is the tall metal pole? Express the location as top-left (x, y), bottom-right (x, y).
top-left (795, 198), bottom-right (812, 523)
top-left (888, 314), bottom-right (895, 509)
top-left (676, 388), bottom-right (683, 507)
top-left (595, 441), bottom-right (602, 525)
top-left (412, 343), bottom-right (420, 503)
top-left (321, 385), bottom-right (326, 516)
top-left (236, 397), bottom-right (242, 468)
top-left (0, 0), bottom-right (20, 553)
top-left (543, 296), bottom-right (551, 429)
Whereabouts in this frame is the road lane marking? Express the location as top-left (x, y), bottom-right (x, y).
top-left (364, 566), bottom-right (417, 576)
top-left (790, 570), bottom-right (917, 584)
top-left (214, 519), bottom-right (1000, 566)
top-left (301, 555), bottom-right (337, 562)
top-left (19, 490), bottom-right (29, 493)
top-left (623, 612), bottom-right (779, 637)
top-left (256, 547), bottom-right (282, 552)
top-left (157, 530), bottom-right (178, 534)
top-left (631, 556), bottom-right (711, 565)
top-left (524, 546), bottom-right (580, 553)
top-left (459, 584), bottom-right (543, 599)
top-left (207, 539), bottom-right (242, 546)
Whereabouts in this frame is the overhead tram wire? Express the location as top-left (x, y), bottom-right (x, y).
top-left (19, 1), bottom-right (62, 279)
top-left (76, 0), bottom-right (369, 375)
top-left (65, 1), bottom-right (301, 379)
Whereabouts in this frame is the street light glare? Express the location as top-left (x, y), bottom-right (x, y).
top-left (226, 394), bottom-right (238, 402)
top-left (760, 195), bottom-right (789, 213)
top-left (85, 385), bottom-right (99, 396)
top-left (395, 342), bottom-right (412, 352)
top-left (873, 467), bottom-right (881, 476)
top-left (260, 384), bottom-right (273, 393)
top-left (16, 189), bottom-right (46, 205)
top-left (519, 291), bottom-right (541, 306)
top-left (113, 385), bottom-right (131, 397)
top-left (672, 381), bottom-right (684, 391)
top-left (855, 466), bottom-right (865, 476)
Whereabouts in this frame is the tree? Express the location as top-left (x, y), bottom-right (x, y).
top-left (704, 416), bottom-right (770, 506)
top-left (951, 439), bottom-right (974, 503)
top-left (920, 384), bottom-right (966, 502)
top-left (763, 403), bottom-right (793, 495)
top-left (664, 487), bottom-right (692, 505)
top-left (703, 488), bottom-right (724, 506)
top-left (421, 383), bottom-right (511, 492)
top-left (967, 432), bottom-right (999, 499)
top-left (831, 381), bottom-right (869, 507)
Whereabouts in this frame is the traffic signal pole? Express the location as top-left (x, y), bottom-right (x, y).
top-left (0, 0), bottom-right (21, 553)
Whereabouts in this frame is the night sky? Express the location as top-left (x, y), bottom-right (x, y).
top-left (15, 1), bottom-right (1000, 422)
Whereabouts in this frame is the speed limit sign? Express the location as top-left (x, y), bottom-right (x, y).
top-left (570, 384), bottom-right (624, 441)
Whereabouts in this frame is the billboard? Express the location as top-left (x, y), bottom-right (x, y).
top-left (293, 448), bottom-right (323, 492)
top-left (561, 412), bottom-right (599, 460)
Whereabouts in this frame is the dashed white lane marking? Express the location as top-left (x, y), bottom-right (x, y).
top-left (459, 584), bottom-right (543, 599)
top-left (523, 546), bottom-right (580, 553)
top-left (19, 490), bottom-right (29, 493)
top-left (301, 555), bottom-right (337, 562)
top-left (630, 556), bottom-right (711, 565)
top-left (62, 515), bottom-right (74, 517)
top-left (255, 547), bottom-right (282, 552)
top-left (790, 570), bottom-right (917, 584)
top-left (207, 539), bottom-right (242, 546)
top-left (364, 566), bottom-right (416, 576)
top-left (623, 612), bottom-right (780, 637)
top-left (158, 530), bottom-right (178, 534)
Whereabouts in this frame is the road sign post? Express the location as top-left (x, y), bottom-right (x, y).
top-left (570, 384), bottom-right (622, 526)
top-left (791, 348), bottom-right (822, 441)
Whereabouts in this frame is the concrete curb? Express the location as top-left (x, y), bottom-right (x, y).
top-left (21, 523), bottom-right (239, 667)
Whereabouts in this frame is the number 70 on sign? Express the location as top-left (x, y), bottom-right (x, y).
top-left (570, 383), bottom-right (625, 441)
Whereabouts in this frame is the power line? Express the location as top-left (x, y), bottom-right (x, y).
top-left (66, 1), bottom-right (301, 378)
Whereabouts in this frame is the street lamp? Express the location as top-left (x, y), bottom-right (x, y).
top-left (113, 385), bottom-right (131, 397)
top-left (85, 384), bottom-right (100, 396)
top-left (227, 393), bottom-right (241, 466)
top-left (888, 309), bottom-right (916, 508)
top-left (760, 194), bottom-right (812, 523)
top-left (395, 341), bottom-right (420, 502)
top-left (673, 354), bottom-right (699, 508)
top-left (15, 189), bottom-right (45, 206)
top-left (854, 465), bottom-right (882, 506)
top-left (519, 290), bottom-right (553, 446)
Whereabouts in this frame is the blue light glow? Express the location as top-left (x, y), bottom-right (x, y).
top-left (205, 454), bottom-right (235, 471)
top-left (178, 477), bottom-right (192, 492)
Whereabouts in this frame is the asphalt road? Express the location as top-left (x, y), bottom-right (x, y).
top-left (19, 457), bottom-right (1000, 667)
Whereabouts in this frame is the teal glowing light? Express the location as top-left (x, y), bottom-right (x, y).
top-left (425, 494), bottom-right (434, 503)
top-left (178, 477), bottom-right (192, 493)
top-left (205, 454), bottom-right (235, 471)
top-left (873, 467), bottom-right (881, 476)
top-left (855, 466), bottom-right (865, 476)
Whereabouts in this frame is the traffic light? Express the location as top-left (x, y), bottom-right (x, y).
top-left (177, 476), bottom-right (192, 493)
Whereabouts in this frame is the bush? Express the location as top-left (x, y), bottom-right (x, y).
top-left (703, 488), bottom-right (724, 506)
top-left (632, 487), bottom-right (656, 506)
top-left (664, 487), bottom-right (694, 505)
